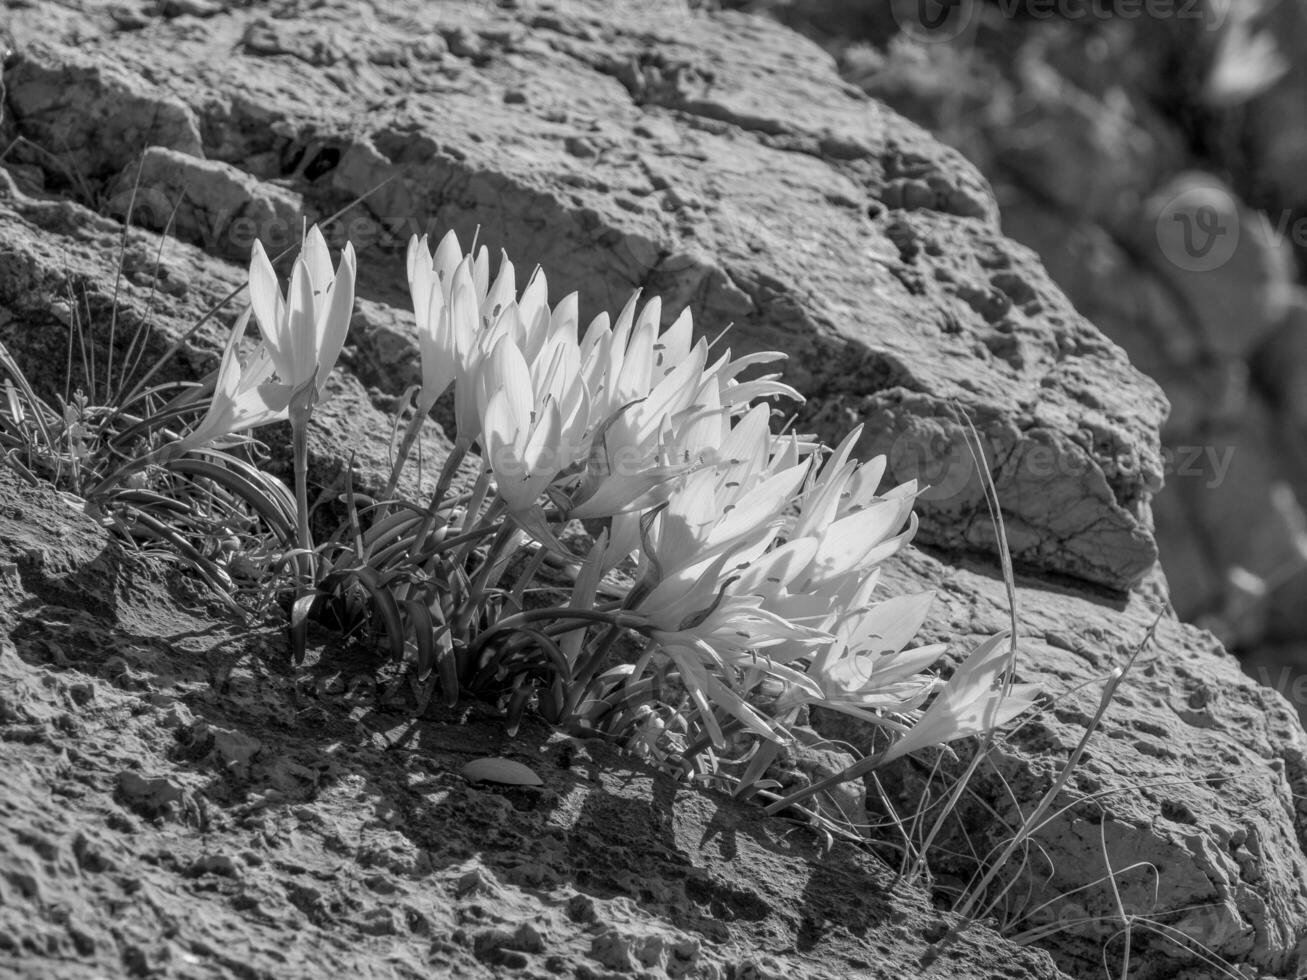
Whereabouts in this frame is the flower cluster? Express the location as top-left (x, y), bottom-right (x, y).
top-left (400, 230), bottom-right (1036, 758)
top-left (91, 224), bottom-right (1038, 821)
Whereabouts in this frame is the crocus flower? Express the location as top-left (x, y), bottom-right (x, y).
top-left (479, 340), bottom-right (559, 501)
top-left (248, 225), bottom-right (356, 423)
top-left (771, 592), bottom-right (946, 724)
top-left (406, 234), bottom-right (458, 414)
top-left (875, 631), bottom-right (1040, 766)
top-left (173, 309), bottom-right (285, 454)
top-left (630, 554), bottom-right (827, 746)
top-left (246, 224), bottom-right (355, 607)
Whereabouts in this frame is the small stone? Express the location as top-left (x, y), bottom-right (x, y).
top-left (358, 907), bottom-right (402, 936)
top-left (900, 179), bottom-right (936, 210)
top-left (188, 853), bottom-right (240, 878)
top-left (109, 5), bottom-right (150, 29)
top-left (156, 699), bottom-right (195, 731)
top-left (510, 922), bottom-right (545, 954)
top-left (565, 136), bottom-right (597, 158)
top-left (567, 893), bottom-right (598, 924)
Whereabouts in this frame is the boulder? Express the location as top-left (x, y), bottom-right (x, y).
top-left (1, 0), bottom-right (1167, 590)
top-left (818, 2), bottom-right (1307, 715)
top-left (0, 1), bottom-right (1304, 978)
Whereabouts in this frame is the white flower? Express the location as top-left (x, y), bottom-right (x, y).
top-left (876, 631), bottom-right (1041, 766)
top-left (248, 225), bottom-right (356, 422)
top-left (406, 233), bottom-right (459, 413)
top-left (476, 335), bottom-right (565, 517)
top-left (174, 309), bottom-right (285, 454)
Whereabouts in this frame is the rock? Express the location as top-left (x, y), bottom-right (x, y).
top-left (5, 41), bottom-right (203, 180)
top-left (787, 727), bottom-right (867, 829)
top-left (195, 721), bottom-right (263, 773)
top-left (0, 1), bottom-right (1303, 978)
top-left (0, 457), bottom-right (1068, 978)
top-left (815, 547), bottom-right (1307, 980)
top-left (1, 0), bottom-right (1166, 590)
top-left (815, 3), bottom-right (1307, 719)
top-left (1142, 172), bottom-right (1294, 361)
top-left (1154, 394), bottom-right (1307, 642)
top-left (105, 146), bottom-right (305, 261)
top-left (1223, 0), bottom-right (1307, 218)
top-left (115, 771), bottom-right (197, 821)
top-left (0, 167), bottom-right (245, 407)
top-left (1255, 296), bottom-right (1307, 431)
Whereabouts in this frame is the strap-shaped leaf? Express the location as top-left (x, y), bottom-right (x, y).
top-left (322, 564), bottom-right (405, 663)
top-left (505, 681), bottom-right (534, 737)
top-left (168, 455), bottom-right (295, 545)
top-left (404, 599), bottom-right (438, 681)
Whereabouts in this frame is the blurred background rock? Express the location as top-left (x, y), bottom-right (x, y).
top-left (729, 0), bottom-right (1307, 714)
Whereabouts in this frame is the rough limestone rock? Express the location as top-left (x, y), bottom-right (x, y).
top-left (1, 0), bottom-right (1167, 591)
top-left (806, 0), bottom-right (1307, 716)
top-left (0, 468), bottom-right (1068, 980)
top-left (852, 554), bottom-right (1307, 980)
top-left (0, 2), bottom-right (1305, 979)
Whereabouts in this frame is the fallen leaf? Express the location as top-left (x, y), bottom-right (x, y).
top-left (462, 757), bottom-right (543, 787)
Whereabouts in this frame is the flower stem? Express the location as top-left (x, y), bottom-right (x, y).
top-left (451, 520), bottom-right (518, 637)
top-left (381, 399), bottom-right (428, 505)
top-left (292, 418), bottom-right (314, 586)
top-left (561, 579), bottom-right (652, 719)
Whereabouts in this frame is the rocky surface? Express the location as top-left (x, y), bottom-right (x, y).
top-left (0, 468), bottom-right (1066, 980)
top-left (0, 2), bottom-right (1305, 980)
top-left (0, 0), bottom-right (1168, 591)
top-left (747, 0), bottom-right (1307, 709)
top-left (866, 555), bottom-right (1307, 980)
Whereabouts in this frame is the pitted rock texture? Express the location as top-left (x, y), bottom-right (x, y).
top-left (816, 551), bottom-right (1307, 980)
top-left (769, 0), bottom-right (1307, 709)
top-left (0, 2), bottom-right (1301, 980)
top-left (0, 0), bottom-right (1166, 590)
top-left (0, 467), bottom-right (1065, 980)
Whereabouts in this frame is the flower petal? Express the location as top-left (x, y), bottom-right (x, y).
top-left (877, 632), bottom-right (1034, 766)
top-left (314, 241), bottom-right (355, 392)
top-left (301, 224), bottom-right (334, 299)
top-left (248, 241), bottom-right (289, 376)
top-left (285, 258), bottom-right (318, 389)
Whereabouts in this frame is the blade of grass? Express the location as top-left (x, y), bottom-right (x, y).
top-left (115, 180), bottom-right (186, 404)
top-left (104, 155), bottom-right (147, 405)
top-left (166, 455), bottom-right (296, 545)
top-left (904, 406), bottom-right (1019, 882)
top-left (321, 564), bottom-right (405, 663)
top-left (0, 340), bottom-right (57, 455)
top-left (951, 612), bottom-right (1160, 924)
